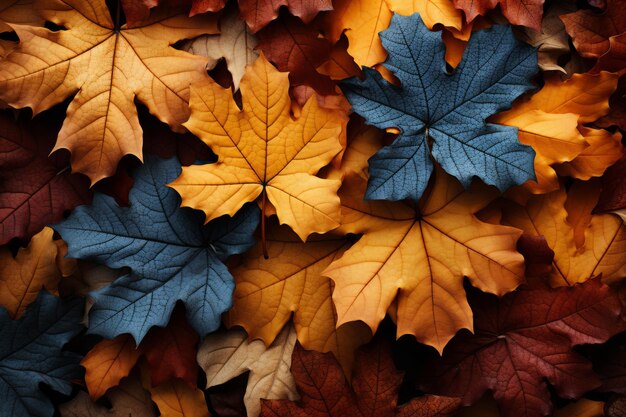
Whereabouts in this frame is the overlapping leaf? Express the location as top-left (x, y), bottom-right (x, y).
top-left (0, 0), bottom-right (217, 182)
top-left (262, 339), bottom-right (462, 417)
top-left (170, 54), bottom-right (344, 241)
top-left (0, 291), bottom-right (84, 417)
top-left (342, 13), bottom-right (537, 202)
top-left (198, 326), bottom-right (298, 417)
top-left (54, 156), bottom-right (260, 342)
top-left (492, 187), bottom-right (626, 286)
top-left (0, 227), bottom-right (65, 318)
top-left (492, 72), bottom-right (621, 195)
top-left (421, 279), bottom-right (623, 417)
top-left (0, 112), bottom-right (91, 244)
top-left (226, 221), bottom-right (371, 372)
top-left (180, 8), bottom-right (258, 91)
top-left (454, 0), bottom-right (544, 30)
top-left (324, 169), bottom-right (525, 352)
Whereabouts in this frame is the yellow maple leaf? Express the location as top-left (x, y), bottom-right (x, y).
top-left (0, 0), bottom-right (217, 183)
top-left (148, 379), bottom-right (209, 417)
top-left (496, 186), bottom-right (626, 287)
top-left (225, 221), bottom-right (371, 372)
top-left (493, 72), bottom-right (621, 195)
top-left (323, 170), bottom-right (525, 353)
top-left (0, 227), bottom-right (63, 318)
top-left (170, 54), bottom-right (344, 242)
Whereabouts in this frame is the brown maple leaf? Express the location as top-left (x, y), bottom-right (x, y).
top-left (421, 278), bottom-right (623, 417)
top-left (0, 0), bottom-right (217, 183)
top-left (261, 339), bottom-right (462, 417)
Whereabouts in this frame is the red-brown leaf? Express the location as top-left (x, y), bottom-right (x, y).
top-left (454, 0), bottom-right (544, 31)
top-left (561, 0), bottom-right (626, 58)
top-left (257, 14), bottom-right (336, 95)
top-left (140, 307), bottom-right (200, 388)
top-left (239, 0), bottom-right (333, 33)
top-left (421, 279), bottom-right (623, 417)
top-left (261, 340), bottom-right (461, 416)
top-left (0, 112), bottom-right (91, 244)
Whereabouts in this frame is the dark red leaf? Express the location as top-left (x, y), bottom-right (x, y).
top-left (0, 111), bottom-right (91, 244)
top-left (421, 279), bottom-right (623, 417)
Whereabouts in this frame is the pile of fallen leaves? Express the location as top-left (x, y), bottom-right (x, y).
top-left (1, 0), bottom-right (625, 416)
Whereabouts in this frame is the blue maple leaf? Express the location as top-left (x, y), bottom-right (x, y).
top-left (0, 291), bottom-right (83, 417)
top-left (341, 13), bottom-right (538, 202)
top-left (54, 156), bottom-right (259, 342)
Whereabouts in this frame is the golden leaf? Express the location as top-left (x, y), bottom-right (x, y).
top-left (0, 0), bottom-right (217, 183)
top-left (324, 170), bottom-right (525, 352)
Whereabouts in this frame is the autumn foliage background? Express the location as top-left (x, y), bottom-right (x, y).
top-left (0, 0), bottom-right (626, 416)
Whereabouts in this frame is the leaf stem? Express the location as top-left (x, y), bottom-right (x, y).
top-left (115, 0), bottom-right (121, 32)
top-left (261, 188), bottom-right (268, 259)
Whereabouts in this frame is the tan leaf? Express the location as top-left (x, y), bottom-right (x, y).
top-left (199, 325), bottom-right (298, 417)
top-left (180, 7), bottom-right (258, 90)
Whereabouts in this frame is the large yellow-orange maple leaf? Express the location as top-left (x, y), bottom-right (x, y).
top-left (170, 54), bottom-right (345, 241)
top-left (492, 72), bottom-right (622, 195)
top-left (323, 170), bottom-right (525, 352)
top-left (0, 0), bottom-right (217, 183)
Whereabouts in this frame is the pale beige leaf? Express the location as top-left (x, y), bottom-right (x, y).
top-left (199, 325), bottom-right (298, 417)
top-left (181, 8), bottom-right (258, 91)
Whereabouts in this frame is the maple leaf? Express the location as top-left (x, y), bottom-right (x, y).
top-left (82, 335), bottom-right (140, 399)
top-left (199, 326), bottom-right (298, 417)
top-left (261, 339), bottom-right (462, 417)
top-left (323, 169), bottom-right (525, 352)
top-left (421, 279), bottom-right (623, 417)
top-left (257, 14), bottom-right (336, 95)
top-left (517, 0), bottom-right (576, 73)
top-left (120, 0), bottom-right (222, 27)
top-left (0, 0), bottom-right (42, 32)
top-left (60, 372), bottom-right (157, 417)
top-left (169, 54), bottom-right (344, 242)
top-left (342, 13), bottom-right (537, 202)
top-left (0, 0), bottom-right (217, 183)
top-left (225, 220), bottom-right (371, 372)
top-left (454, 0), bottom-right (544, 31)
top-left (494, 187), bottom-right (626, 286)
top-left (0, 227), bottom-right (65, 318)
top-left (140, 306), bottom-right (200, 388)
top-left (54, 156), bottom-right (260, 342)
top-left (492, 72), bottom-right (620, 195)
top-left (180, 7), bottom-right (258, 91)
top-left (0, 111), bottom-right (91, 245)
top-left (0, 290), bottom-right (83, 417)
top-left (561, 0), bottom-right (626, 59)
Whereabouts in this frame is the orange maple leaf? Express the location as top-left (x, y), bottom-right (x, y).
top-left (170, 54), bottom-right (345, 243)
top-left (0, 0), bottom-right (217, 183)
top-left (323, 170), bottom-right (525, 353)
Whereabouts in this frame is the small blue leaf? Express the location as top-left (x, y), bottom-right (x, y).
top-left (0, 291), bottom-right (83, 417)
top-left (341, 13), bottom-right (537, 201)
top-left (54, 156), bottom-right (260, 342)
